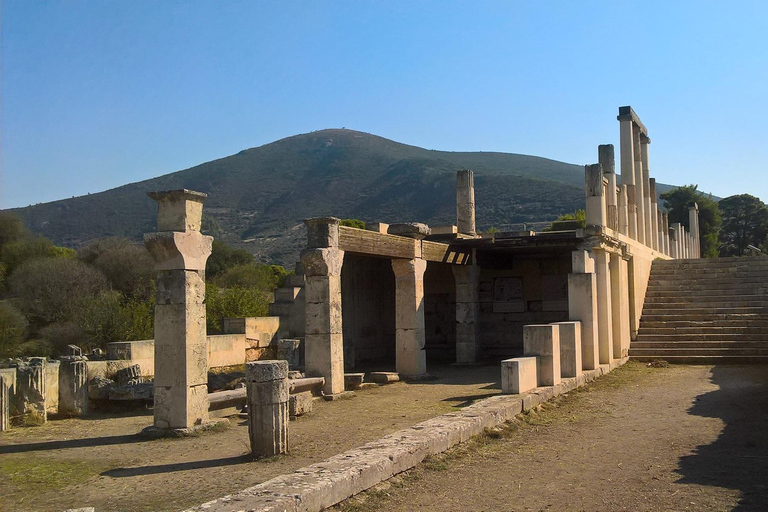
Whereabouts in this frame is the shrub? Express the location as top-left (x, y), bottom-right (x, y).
top-left (206, 284), bottom-right (271, 333)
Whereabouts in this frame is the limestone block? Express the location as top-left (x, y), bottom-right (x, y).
top-left (277, 338), bottom-right (302, 369)
top-left (289, 391), bottom-right (314, 418)
top-left (301, 248), bottom-right (344, 277)
top-left (305, 217), bottom-right (340, 248)
top-left (501, 357), bottom-right (538, 394)
top-left (368, 372), bottom-right (400, 383)
top-left (388, 223), bottom-right (431, 239)
top-left (59, 359), bottom-right (89, 416)
top-left (148, 189), bottom-right (207, 232)
top-left (44, 361), bottom-right (60, 415)
top-left (246, 361), bottom-right (289, 458)
top-left (344, 373), bottom-right (365, 391)
top-left (568, 272), bottom-right (600, 371)
top-left (367, 222), bottom-right (389, 234)
top-left (395, 328), bottom-right (427, 377)
top-left (304, 333), bottom-right (345, 395)
top-left (572, 250), bottom-right (595, 274)
top-left (0, 375), bottom-right (8, 431)
top-left (553, 321), bottom-right (582, 378)
top-left (14, 362), bottom-right (47, 423)
top-left (145, 232), bottom-right (213, 272)
top-left (523, 324), bottom-right (561, 387)
top-left (153, 382), bottom-right (209, 429)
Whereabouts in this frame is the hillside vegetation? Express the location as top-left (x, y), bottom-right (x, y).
top-left (7, 129), bottom-right (674, 265)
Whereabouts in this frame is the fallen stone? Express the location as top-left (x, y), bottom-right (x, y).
top-left (368, 372), bottom-right (400, 384)
top-left (344, 373), bottom-right (365, 391)
top-left (114, 364), bottom-right (142, 386)
top-left (109, 382), bottom-right (154, 401)
top-left (289, 391), bottom-right (314, 418)
top-left (88, 376), bottom-right (115, 401)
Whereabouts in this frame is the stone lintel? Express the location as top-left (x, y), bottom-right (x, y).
top-left (147, 189), bottom-right (207, 232)
top-left (388, 223), bottom-right (431, 240)
top-left (617, 106), bottom-right (648, 137)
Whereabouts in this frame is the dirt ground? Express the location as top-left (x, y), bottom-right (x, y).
top-left (0, 364), bottom-right (501, 512)
top-left (332, 363), bottom-right (768, 512)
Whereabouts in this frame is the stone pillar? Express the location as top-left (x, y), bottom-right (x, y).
top-left (656, 208), bottom-right (664, 255)
top-left (670, 225), bottom-right (679, 259)
top-left (593, 249), bottom-right (614, 364)
top-left (633, 132), bottom-right (647, 245)
top-left (599, 145), bottom-right (618, 231)
top-left (456, 169), bottom-right (476, 236)
top-left (246, 360), bottom-right (289, 458)
top-left (568, 251), bottom-right (599, 370)
top-left (662, 212), bottom-right (670, 256)
top-left (0, 375), bottom-right (8, 431)
top-left (391, 258), bottom-right (428, 377)
top-left (626, 184), bottom-right (638, 240)
top-left (523, 324), bottom-right (561, 387)
top-left (453, 261), bottom-right (480, 364)
top-left (15, 361), bottom-right (47, 423)
top-left (145, 189), bottom-right (213, 430)
top-left (649, 178), bottom-right (659, 251)
top-left (58, 357), bottom-right (88, 416)
top-left (610, 253), bottom-right (630, 359)
top-left (501, 357), bottom-right (537, 394)
top-left (301, 217), bottom-right (345, 396)
top-left (553, 321), bottom-right (582, 378)
top-left (585, 164), bottom-right (606, 228)
top-left (618, 185), bottom-right (629, 236)
top-left (619, 128), bottom-right (637, 240)
top-left (641, 136), bottom-right (653, 249)
top-left (689, 204), bottom-right (700, 258)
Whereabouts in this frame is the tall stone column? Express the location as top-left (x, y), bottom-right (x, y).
top-left (59, 357), bottom-right (88, 416)
top-left (599, 145), bottom-right (618, 231)
top-left (689, 204), bottom-right (700, 258)
top-left (641, 136), bottom-right (653, 249)
top-left (145, 189), bottom-right (213, 430)
top-left (392, 258), bottom-right (428, 377)
top-left (670, 225), bottom-right (679, 259)
top-left (633, 132), bottom-right (646, 245)
top-left (15, 360), bottom-right (47, 423)
top-left (610, 253), bottom-right (630, 359)
top-left (593, 249), bottom-right (614, 364)
top-left (246, 360), bottom-right (289, 458)
top-left (618, 185), bottom-right (629, 236)
top-left (453, 261), bottom-right (480, 364)
top-left (568, 251), bottom-right (599, 370)
top-left (456, 169), bottom-right (476, 236)
top-left (649, 178), bottom-right (659, 251)
top-left (662, 212), bottom-right (670, 256)
top-left (301, 218), bottom-right (345, 396)
top-left (618, 116), bottom-right (637, 240)
top-left (0, 375), bottom-right (8, 432)
top-left (656, 208), bottom-right (664, 255)
top-left (585, 164), bottom-right (606, 228)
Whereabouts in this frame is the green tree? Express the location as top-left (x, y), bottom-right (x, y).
top-left (0, 301), bottom-right (28, 357)
top-left (660, 185), bottom-right (721, 258)
top-left (205, 240), bottom-right (255, 279)
top-left (718, 194), bottom-right (768, 256)
top-left (79, 237), bottom-right (155, 300)
top-left (339, 218), bottom-right (366, 229)
top-left (0, 213), bottom-right (29, 247)
top-left (205, 284), bottom-right (271, 333)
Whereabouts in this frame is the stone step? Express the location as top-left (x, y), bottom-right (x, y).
top-left (636, 333), bottom-right (768, 342)
top-left (649, 270), bottom-right (768, 279)
top-left (639, 319), bottom-right (768, 328)
top-left (639, 326), bottom-right (768, 334)
top-left (641, 307), bottom-right (768, 316)
top-left (630, 355), bottom-right (768, 364)
top-left (643, 295), bottom-right (768, 305)
top-left (640, 312), bottom-right (768, 321)
top-left (646, 284), bottom-right (768, 293)
top-left (632, 340), bottom-right (768, 349)
top-left (629, 347), bottom-right (768, 356)
top-left (654, 256), bottom-right (768, 267)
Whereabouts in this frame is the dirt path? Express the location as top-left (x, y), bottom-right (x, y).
top-left (332, 363), bottom-right (768, 512)
top-left (0, 364), bottom-right (500, 512)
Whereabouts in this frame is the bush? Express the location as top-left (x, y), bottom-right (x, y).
top-left (0, 301), bottom-right (28, 357)
top-left (340, 219), bottom-right (366, 229)
top-left (211, 263), bottom-right (286, 291)
top-left (206, 240), bottom-right (255, 279)
top-left (206, 284), bottom-right (271, 333)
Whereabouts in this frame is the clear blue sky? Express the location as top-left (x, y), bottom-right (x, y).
top-left (2, 1), bottom-right (767, 209)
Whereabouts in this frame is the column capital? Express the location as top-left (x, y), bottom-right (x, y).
top-left (144, 231), bottom-right (213, 271)
top-left (300, 247), bottom-right (344, 277)
top-left (391, 257), bottom-right (427, 279)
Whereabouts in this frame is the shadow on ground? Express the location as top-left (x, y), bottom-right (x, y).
top-left (102, 454), bottom-right (251, 478)
top-left (0, 434), bottom-right (149, 454)
top-left (677, 365), bottom-right (768, 511)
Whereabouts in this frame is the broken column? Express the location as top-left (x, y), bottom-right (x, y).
top-left (599, 145), bottom-right (618, 231)
top-left (14, 360), bottom-right (47, 423)
top-left (246, 360), bottom-right (289, 458)
top-left (0, 375), bottom-right (8, 431)
top-left (301, 217), bottom-right (345, 396)
top-left (453, 259), bottom-right (480, 364)
top-left (568, 251), bottom-right (599, 370)
top-left (689, 204), bottom-right (700, 258)
top-left (456, 169), bottom-right (476, 236)
top-left (523, 324), bottom-right (561, 387)
top-left (593, 249), bottom-right (614, 364)
top-left (145, 189), bottom-right (213, 430)
top-left (58, 354), bottom-right (88, 416)
top-left (585, 163), bottom-right (606, 228)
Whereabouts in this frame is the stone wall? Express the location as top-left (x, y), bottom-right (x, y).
top-left (424, 262), bottom-right (456, 362)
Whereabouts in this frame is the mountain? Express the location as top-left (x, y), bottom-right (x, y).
top-left (6, 129), bottom-right (677, 265)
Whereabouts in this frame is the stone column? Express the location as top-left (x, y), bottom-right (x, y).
top-left (599, 145), bottom-right (618, 231)
top-left (246, 360), bottom-right (289, 458)
top-left (656, 208), bottom-right (664, 255)
top-left (145, 189), bottom-right (213, 430)
top-left (610, 253), bottom-right (630, 359)
top-left (689, 204), bottom-right (700, 258)
top-left (618, 117), bottom-right (637, 240)
top-left (568, 251), bottom-right (599, 370)
top-left (301, 217), bottom-right (345, 396)
top-left (670, 224), bottom-right (679, 259)
top-left (593, 249), bottom-right (614, 364)
top-left (662, 212), bottom-right (670, 256)
top-left (15, 360), bottom-right (47, 423)
top-left (58, 357), bottom-right (88, 416)
top-left (453, 260), bottom-right (480, 364)
top-left (585, 164), bottom-right (606, 228)
top-left (618, 185), bottom-right (629, 236)
top-left (457, 169), bottom-right (476, 236)
top-left (649, 178), bottom-right (659, 251)
top-left (641, 136), bottom-right (653, 249)
top-left (392, 258), bottom-right (428, 377)
top-left (0, 375), bottom-right (8, 432)
top-left (633, 132), bottom-right (646, 245)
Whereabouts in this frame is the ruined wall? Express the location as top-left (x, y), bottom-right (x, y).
top-left (477, 252), bottom-right (571, 360)
top-left (424, 262), bottom-right (456, 362)
top-left (340, 254), bottom-right (396, 369)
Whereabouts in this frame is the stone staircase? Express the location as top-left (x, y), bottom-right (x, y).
top-left (630, 256), bottom-right (768, 364)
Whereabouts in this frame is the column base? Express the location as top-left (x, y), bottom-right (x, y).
top-left (139, 419), bottom-right (230, 439)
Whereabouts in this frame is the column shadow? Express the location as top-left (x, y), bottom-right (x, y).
top-left (676, 365), bottom-right (768, 511)
top-left (101, 454), bottom-right (251, 477)
top-left (0, 434), bottom-right (148, 454)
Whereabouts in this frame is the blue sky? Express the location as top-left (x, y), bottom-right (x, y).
top-left (2, 1), bottom-right (767, 208)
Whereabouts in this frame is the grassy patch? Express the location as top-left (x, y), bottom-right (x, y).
top-left (0, 456), bottom-right (102, 490)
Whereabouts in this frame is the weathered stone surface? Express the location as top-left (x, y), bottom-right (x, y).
top-left (388, 223), bottom-right (431, 239)
top-left (368, 372), bottom-right (400, 383)
top-left (277, 339), bottom-right (302, 369)
top-left (0, 375), bottom-right (8, 431)
top-left (148, 189), bottom-right (207, 232)
top-left (247, 360), bottom-right (289, 383)
top-left (304, 217), bottom-right (340, 249)
top-left (523, 324), bottom-right (561, 387)
top-left (109, 382), bottom-right (154, 401)
top-left (289, 391), bottom-right (314, 418)
top-left (344, 373), bottom-right (365, 390)
top-left (88, 376), bottom-right (115, 401)
top-left (553, 321), bottom-right (582, 378)
top-left (456, 169), bottom-right (476, 236)
top-left (114, 364), bottom-right (142, 386)
top-left (59, 359), bottom-right (89, 415)
top-left (391, 258), bottom-right (428, 377)
top-left (247, 361), bottom-right (289, 458)
top-left (14, 361), bottom-right (47, 423)
top-left (144, 231), bottom-right (213, 272)
top-left (568, 271), bottom-right (599, 371)
top-left (501, 357), bottom-right (537, 394)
